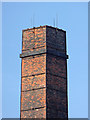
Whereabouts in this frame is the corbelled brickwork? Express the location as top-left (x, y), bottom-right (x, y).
top-left (20, 25), bottom-right (68, 119)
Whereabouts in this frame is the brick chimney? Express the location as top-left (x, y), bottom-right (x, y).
top-left (20, 25), bottom-right (68, 119)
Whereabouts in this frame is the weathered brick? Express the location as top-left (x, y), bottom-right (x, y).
top-left (46, 26), bottom-right (66, 53)
top-left (46, 89), bottom-right (67, 113)
top-left (21, 88), bottom-right (46, 110)
top-left (22, 54), bottom-right (46, 76)
top-left (22, 27), bottom-right (46, 51)
top-left (21, 107), bottom-right (46, 118)
top-left (46, 74), bottom-right (66, 92)
top-left (22, 74), bottom-right (46, 91)
top-left (46, 54), bottom-right (66, 77)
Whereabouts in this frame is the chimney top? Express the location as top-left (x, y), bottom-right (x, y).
top-left (22, 25), bottom-right (66, 32)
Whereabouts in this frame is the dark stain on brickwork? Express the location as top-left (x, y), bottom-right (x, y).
top-left (20, 25), bottom-right (68, 119)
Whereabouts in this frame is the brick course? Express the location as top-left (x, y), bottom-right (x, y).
top-left (21, 107), bottom-right (46, 118)
top-left (22, 74), bottom-right (46, 91)
top-left (21, 88), bottom-right (46, 110)
top-left (22, 54), bottom-right (46, 77)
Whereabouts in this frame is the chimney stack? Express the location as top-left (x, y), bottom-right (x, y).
top-left (20, 25), bottom-right (68, 119)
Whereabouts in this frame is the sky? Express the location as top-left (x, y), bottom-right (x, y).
top-left (2, 2), bottom-right (88, 118)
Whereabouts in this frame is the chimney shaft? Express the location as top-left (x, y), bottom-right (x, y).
top-left (20, 25), bottom-right (68, 119)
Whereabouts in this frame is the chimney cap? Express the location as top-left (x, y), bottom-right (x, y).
top-left (22, 25), bottom-right (66, 32)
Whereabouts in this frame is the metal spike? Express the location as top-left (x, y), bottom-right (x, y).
top-left (33, 15), bottom-right (34, 27)
top-left (53, 17), bottom-right (55, 27)
top-left (31, 17), bottom-right (32, 27)
top-left (56, 13), bottom-right (58, 28)
top-left (33, 13), bottom-right (35, 28)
